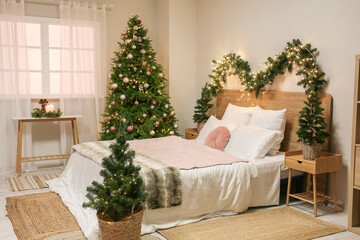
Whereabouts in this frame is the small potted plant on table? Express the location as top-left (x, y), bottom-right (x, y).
top-left (83, 127), bottom-right (147, 240)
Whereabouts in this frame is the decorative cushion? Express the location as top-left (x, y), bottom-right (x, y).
top-left (195, 116), bottom-right (237, 144)
top-left (248, 106), bottom-right (287, 155)
top-left (221, 103), bottom-right (256, 125)
top-left (204, 126), bottom-right (231, 150)
top-left (224, 124), bottom-right (280, 159)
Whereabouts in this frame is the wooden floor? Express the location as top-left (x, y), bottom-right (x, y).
top-left (1, 166), bottom-right (359, 240)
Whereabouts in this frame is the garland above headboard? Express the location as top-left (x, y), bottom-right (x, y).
top-left (193, 39), bottom-right (329, 146)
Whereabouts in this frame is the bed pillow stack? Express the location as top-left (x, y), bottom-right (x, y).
top-left (195, 103), bottom-right (286, 159)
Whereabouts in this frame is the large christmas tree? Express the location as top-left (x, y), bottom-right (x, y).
top-left (100, 15), bottom-right (179, 140)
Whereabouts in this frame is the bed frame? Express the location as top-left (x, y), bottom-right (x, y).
top-left (216, 90), bottom-right (333, 151)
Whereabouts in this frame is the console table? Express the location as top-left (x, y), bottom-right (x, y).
top-left (12, 116), bottom-right (81, 176)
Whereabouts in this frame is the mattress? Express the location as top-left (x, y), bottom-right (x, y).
top-left (48, 142), bottom-right (287, 239)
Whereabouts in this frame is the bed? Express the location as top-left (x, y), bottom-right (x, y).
top-left (48, 90), bottom-right (332, 240)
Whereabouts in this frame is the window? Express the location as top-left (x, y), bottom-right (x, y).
top-left (0, 16), bottom-right (96, 97)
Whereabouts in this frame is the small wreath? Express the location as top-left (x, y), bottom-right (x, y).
top-left (193, 39), bottom-right (329, 145)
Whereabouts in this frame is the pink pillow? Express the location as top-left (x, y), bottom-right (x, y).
top-left (204, 126), bottom-right (231, 150)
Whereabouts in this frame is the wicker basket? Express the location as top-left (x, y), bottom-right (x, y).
top-left (97, 207), bottom-right (143, 240)
top-left (302, 143), bottom-right (322, 160)
top-left (197, 121), bottom-right (206, 132)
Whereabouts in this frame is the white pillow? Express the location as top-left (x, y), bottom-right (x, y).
top-left (248, 106), bottom-right (286, 155)
top-left (224, 125), bottom-right (280, 159)
top-left (195, 116), bottom-right (237, 144)
top-left (221, 103), bottom-right (256, 125)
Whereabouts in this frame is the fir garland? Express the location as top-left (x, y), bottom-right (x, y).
top-left (31, 108), bottom-right (62, 118)
top-left (193, 39), bottom-right (329, 145)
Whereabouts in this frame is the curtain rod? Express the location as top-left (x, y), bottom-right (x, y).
top-left (24, 0), bottom-right (114, 10)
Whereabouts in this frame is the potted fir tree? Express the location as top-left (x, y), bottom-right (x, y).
top-left (83, 126), bottom-right (147, 240)
top-left (297, 95), bottom-right (329, 160)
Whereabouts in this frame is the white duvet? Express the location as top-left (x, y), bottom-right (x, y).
top-left (48, 147), bottom-right (284, 239)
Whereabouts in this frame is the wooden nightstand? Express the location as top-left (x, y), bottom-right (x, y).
top-left (285, 150), bottom-right (342, 216)
top-left (185, 128), bottom-right (199, 140)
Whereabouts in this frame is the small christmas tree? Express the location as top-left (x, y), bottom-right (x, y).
top-left (100, 15), bottom-right (179, 140)
top-left (83, 126), bottom-right (147, 221)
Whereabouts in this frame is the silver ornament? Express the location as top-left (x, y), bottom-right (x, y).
top-left (142, 113), bottom-right (147, 117)
top-left (150, 105), bottom-right (154, 109)
top-left (165, 104), bottom-right (169, 109)
top-left (170, 131), bottom-right (174, 135)
top-left (174, 124), bottom-right (178, 129)
top-left (122, 118), bottom-right (126, 123)
top-left (126, 39), bottom-right (131, 43)
top-left (170, 111), bottom-right (175, 116)
top-left (118, 64), bottom-right (122, 67)
top-left (158, 73), bottom-right (164, 77)
top-left (150, 130), bottom-right (155, 136)
top-left (120, 94), bottom-right (126, 100)
top-left (157, 90), bottom-right (161, 94)
top-left (108, 72), bottom-right (114, 78)
top-left (163, 113), bottom-right (167, 117)
top-left (106, 130), bottom-right (109, 133)
top-left (119, 73), bottom-right (123, 77)
top-left (132, 45), bottom-right (136, 49)
top-left (140, 49), bottom-right (146, 54)
top-left (133, 67), bottom-right (137, 71)
top-left (133, 25), bottom-right (139, 30)
top-left (115, 112), bottom-right (119, 116)
top-left (138, 37), bottom-right (142, 42)
top-left (152, 66), bottom-right (156, 70)
top-left (127, 53), bottom-right (133, 59)
top-left (148, 55), bottom-right (152, 59)
top-left (139, 84), bottom-right (144, 92)
top-left (123, 77), bottom-right (129, 83)
top-left (144, 83), bottom-right (149, 88)
top-left (111, 83), bottom-right (118, 89)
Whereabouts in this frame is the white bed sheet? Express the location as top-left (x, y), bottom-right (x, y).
top-left (48, 150), bottom-right (285, 239)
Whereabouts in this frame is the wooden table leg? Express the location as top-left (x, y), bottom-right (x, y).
top-left (333, 172), bottom-right (337, 213)
top-left (306, 173), bottom-right (311, 193)
top-left (286, 168), bottom-right (292, 206)
top-left (16, 120), bottom-right (23, 176)
top-left (313, 174), bottom-right (317, 217)
top-left (72, 119), bottom-right (80, 145)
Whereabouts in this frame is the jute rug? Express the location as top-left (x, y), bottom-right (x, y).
top-left (6, 192), bottom-right (160, 240)
top-left (158, 207), bottom-right (346, 240)
top-left (6, 173), bottom-right (61, 191)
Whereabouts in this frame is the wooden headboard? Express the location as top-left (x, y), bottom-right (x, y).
top-left (216, 90), bottom-right (332, 152)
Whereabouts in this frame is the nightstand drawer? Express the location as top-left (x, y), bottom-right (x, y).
top-left (185, 128), bottom-right (199, 140)
top-left (285, 158), bottom-right (315, 174)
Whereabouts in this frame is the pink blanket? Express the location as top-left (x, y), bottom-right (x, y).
top-left (128, 136), bottom-right (248, 170)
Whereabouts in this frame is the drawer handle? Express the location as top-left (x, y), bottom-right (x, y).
top-left (297, 161), bottom-right (303, 164)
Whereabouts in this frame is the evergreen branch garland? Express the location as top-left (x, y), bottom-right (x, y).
top-left (31, 108), bottom-right (62, 118)
top-left (193, 39), bottom-right (329, 145)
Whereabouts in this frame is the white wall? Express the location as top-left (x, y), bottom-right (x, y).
top-left (169, 0), bottom-right (197, 135)
top-left (196, 0), bottom-right (360, 208)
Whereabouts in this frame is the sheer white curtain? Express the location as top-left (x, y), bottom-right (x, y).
top-left (59, 1), bottom-right (106, 153)
top-left (0, 0), bottom-right (32, 174)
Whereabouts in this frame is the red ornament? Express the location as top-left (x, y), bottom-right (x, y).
top-left (152, 100), bottom-right (157, 105)
top-left (137, 20), bottom-right (141, 24)
top-left (111, 101), bottom-right (116, 106)
top-left (169, 120), bottom-right (172, 124)
top-left (124, 34), bottom-right (128, 39)
top-left (134, 100), bottom-right (139, 105)
top-left (127, 125), bottom-right (133, 132)
top-left (146, 71), bottom-right (151, 76)
top-left (110, 126), bottom-right (116, 132)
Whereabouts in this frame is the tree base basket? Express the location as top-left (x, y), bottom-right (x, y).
top-left (197, 121), bottom-right (206, 132)
top-left (97, 209), bottom-right (143, 240)
top-left (302, 143), bottom-right (322, 160)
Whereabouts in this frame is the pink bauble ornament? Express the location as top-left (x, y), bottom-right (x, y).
top-left (127, 125), bottom-right (133, 132)
top-left (111, 83), bottom-right (118, 89)
top-left (134, 100), bottom-right (139, 105)
top-left (149, 130), bottom-right (155, 136)
top-left (110, 126), bottom-right (116, 132)
top-left (154, 57), bottom-right (157, 61)
top-left (154, 121), bottom-right (159, 127)
top-left (131, 45), bottom-right (136, 49)
top-left (169, 120), bottom-right (172, 124)
top-left (137, 20), bottom-right (142, 24)
top-left (163, 113), bottom-right (167, 117)
top-left (111, 101), bottom-right (115, 106)
top-left (152, 100), bottom-right (157, 105)
top-left (158, 73), bottom-right (164, 77)
top-left (142, 61), bottom-right (147, 66)
top-left (138, 37), bottom-right (142, 42)
top-left (124, 34), bottom-right (128, 39)
top-left (114, 57), bottom-right (119, 62)
top-left (140, 49), bottom-right (146, 54)
top-left (146, 71), bottom-right (151, 76)
top-left (123, 77), bottom-right (129, 83)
